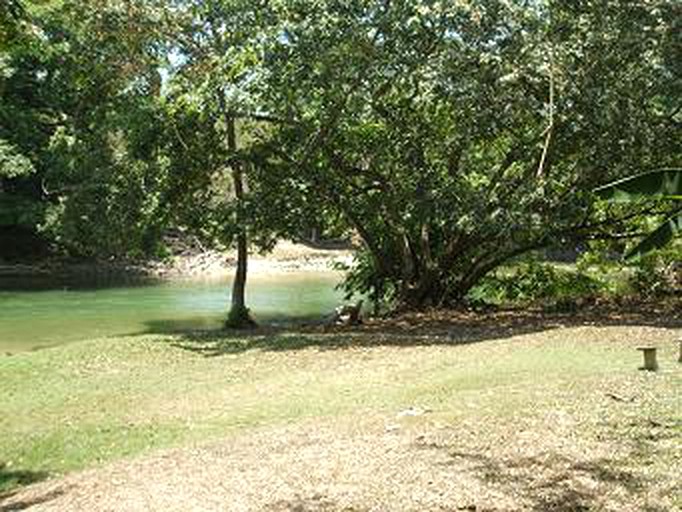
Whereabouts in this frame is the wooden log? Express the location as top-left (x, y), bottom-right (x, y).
top-left (637, 347), bottom-right (658, 371)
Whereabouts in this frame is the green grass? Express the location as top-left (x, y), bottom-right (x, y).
top-left (1, 326), bottom-right (680, 500)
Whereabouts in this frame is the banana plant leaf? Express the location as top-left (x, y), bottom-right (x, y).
top-left (595, 168), bottom-right (682, 202)
top-left (625, 210), bottom-right (682, 260)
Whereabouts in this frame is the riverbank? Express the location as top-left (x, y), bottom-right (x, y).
top-left (0, 241), bottom-right (353, 281)
top-left (1, 321), bottom-right (680, 510)
top-left (153, 241), bottom-right (353, 278)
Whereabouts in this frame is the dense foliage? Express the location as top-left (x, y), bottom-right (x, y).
top-left (253, 0), bottom-right (681, 307)
top-left (1, 0), bottom-right (680, 311)
top-left (1, 0), bottom-right (169, 259)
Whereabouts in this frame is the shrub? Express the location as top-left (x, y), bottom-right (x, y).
top-left (468, 261), bottom-right (605, 307)
top-left (628, 247), bottom-right (682, 298)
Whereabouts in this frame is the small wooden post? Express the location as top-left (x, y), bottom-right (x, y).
top-left (637, 347), bottom-right (658, 371)
top-left (678, 339), bottom-right (682, 364)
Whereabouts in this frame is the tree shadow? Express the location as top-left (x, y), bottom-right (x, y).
top-left (135, 311), bottom-right (331, 337)
top-left (0, 466), bottom-right (63, 512)
top-left (156, 329), bottom-right (359, 357)
top-left (146, 319), bottom-right (547, 357)
top-left (144, 303), bottom-right (682, 358)
top-left (349, 301), bottom-right (682, 338)
top-left (266, 494), bottom-right (365, 512)
top-left (415, 444), bottom-right (670, 512)
top-left (0, 489), bottom-right (66, 512)
top-left (0, 468), bottom-right (48, 494)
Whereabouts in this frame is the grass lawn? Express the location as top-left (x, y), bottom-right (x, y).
top-left (1, 322), bottom-right (680, 510)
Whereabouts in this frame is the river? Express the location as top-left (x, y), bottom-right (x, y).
top-left (0, 272), bottom-right (343, 354)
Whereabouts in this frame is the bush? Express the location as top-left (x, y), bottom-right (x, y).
top-left (467, 261), bottom-right (605, 307)
top-left (628, 248), bottom-right (682, 298)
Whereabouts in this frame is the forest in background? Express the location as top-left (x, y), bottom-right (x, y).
top-left (1, 0), bottom-right (680, 315)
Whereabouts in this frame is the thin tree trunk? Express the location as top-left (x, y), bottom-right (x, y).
top-left (230, 171), bottom-right (248, 313)
top-left (225, 114), bottom-right (255, 328)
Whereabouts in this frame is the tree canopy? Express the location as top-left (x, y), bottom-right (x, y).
top-left (1, 0), bottom-right (679, 310)
top-left (249, 0), bottom-right (680, 307)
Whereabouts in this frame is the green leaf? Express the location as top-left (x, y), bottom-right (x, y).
top-left (0, 139), bottom-right (35, 178)
top-left (595, 168), bottom-right (682, 202)
top-left (625, 210), bottom-right (682, 260)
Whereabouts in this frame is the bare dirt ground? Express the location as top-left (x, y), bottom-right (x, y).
top-left (2, 406), bottom-right (679, 512)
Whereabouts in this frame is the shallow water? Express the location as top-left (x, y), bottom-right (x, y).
top-left (0, 272), bottom-right (343, 354)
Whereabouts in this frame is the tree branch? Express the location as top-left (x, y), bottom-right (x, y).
top-left (536, 49), bottom-right (555, 180)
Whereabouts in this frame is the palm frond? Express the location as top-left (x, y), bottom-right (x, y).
top-left (595, 168), bottom-right (682, 202)
top-left (625, 210), bottom-right (682, 260)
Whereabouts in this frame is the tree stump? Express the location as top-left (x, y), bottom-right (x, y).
top-left (637, 347), bottom-right (658, 371)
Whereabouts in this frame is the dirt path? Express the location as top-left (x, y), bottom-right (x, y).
top-left (3, 409), bottom-right (678, 512)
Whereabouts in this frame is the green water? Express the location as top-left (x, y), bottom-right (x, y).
top-left (0, 272), bottom-right (343, 354)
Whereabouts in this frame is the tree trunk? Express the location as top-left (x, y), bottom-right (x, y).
top-left (225, 115), bottom-right (255, 328)
top-left (398, 270), bottom-right (445, 310)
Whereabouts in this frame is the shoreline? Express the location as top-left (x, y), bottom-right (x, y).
top-left (0, 241), bottom-right (354, 282)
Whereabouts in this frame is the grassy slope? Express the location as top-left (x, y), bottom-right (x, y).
top-left (1, 326), bottom-right (680, 505)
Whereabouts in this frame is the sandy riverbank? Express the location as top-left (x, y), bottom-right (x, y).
top-left (0, 241), bottom-right (353, 281)
top-left (152, 241), bottom-right (353, 278)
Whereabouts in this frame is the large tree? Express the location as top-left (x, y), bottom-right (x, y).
top-left (247, 0), bottom-right (680, 309)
